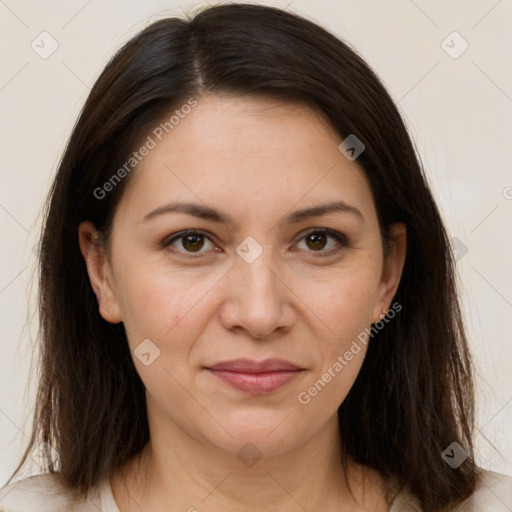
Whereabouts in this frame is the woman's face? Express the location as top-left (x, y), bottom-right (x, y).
top-left (80, 94), bottom-right (406, 459)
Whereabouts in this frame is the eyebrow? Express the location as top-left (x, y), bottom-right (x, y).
top-left (141, 200), bottom-right (364, 226)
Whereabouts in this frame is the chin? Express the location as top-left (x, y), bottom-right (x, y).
top-left (201, 411), bottom-right (307, 460)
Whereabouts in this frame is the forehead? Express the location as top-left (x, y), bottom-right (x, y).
top-left (116, 94), bottom-right (376, 228)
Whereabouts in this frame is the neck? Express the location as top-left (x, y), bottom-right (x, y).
top-left (111, 413), bottom-right (389, 512)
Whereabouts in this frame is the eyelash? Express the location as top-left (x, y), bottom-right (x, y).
top-left (162, 228), bottom-right (348, 259)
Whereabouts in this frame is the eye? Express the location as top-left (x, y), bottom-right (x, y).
top-left (162, 228), bottom-right (348, 258)
top-left (295, 228), bottom-right (348, 256)
top-left (163, 229), bottom-right (216, 257)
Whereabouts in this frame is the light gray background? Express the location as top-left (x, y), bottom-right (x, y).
top-left (1, 0), bottom-right (511, 485)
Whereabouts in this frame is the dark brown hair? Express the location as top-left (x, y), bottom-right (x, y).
top-left (10, 3), bottom-right (478, 511)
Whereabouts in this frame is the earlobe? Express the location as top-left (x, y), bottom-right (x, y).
top-left (78, 221), bottom-right (123, 324)
top-left (372, 222), bottom-right (407, 323)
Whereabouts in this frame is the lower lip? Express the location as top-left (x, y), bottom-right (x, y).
top-left (206, 369), bottom-right (303, 394)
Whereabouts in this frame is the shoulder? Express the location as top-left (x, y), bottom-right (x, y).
top-left (389, 469), bottom-right (512, 511)
top-left (469, 469), bottom-right (512, 511)
top-left (0, 473), bottom-right (102, 512)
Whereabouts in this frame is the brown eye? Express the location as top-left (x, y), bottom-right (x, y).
top-left (305, 232), bottom-right (328, 250)
top-left (181, 233), bottom-right (205, 252)
top-left (296, 229), bottom-right (347, 256)
top-left (164, 230), bottom-right (216, 255)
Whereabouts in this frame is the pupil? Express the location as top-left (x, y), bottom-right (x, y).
top-left (184, 235), bottom-right (204, 252)
top-left (307, 233), bottom-right (326, 250)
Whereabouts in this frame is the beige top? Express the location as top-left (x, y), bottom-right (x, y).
top-left (1, 469), bottom-right (511, 511)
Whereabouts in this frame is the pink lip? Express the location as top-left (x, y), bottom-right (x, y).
top-left (204, 358), bottom-right (305, 394)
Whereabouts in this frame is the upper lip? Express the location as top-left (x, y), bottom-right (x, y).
top-left (204, 358), bottom-right (304, 373)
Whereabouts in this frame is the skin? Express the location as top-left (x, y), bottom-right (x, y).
top-left (79, 94), bottom-right (407, 511)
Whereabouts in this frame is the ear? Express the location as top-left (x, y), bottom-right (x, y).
top-left (78, 220), bottom-right (122, 324)
top-left (371, 222), bottom-right (407, 323)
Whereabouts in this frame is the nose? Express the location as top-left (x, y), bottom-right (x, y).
top-left (219, 253), bottom-right (295, 340)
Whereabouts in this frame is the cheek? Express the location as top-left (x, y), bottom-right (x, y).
top-left (113, 254), bottom-right (225, 345)
top-left (307, 266), bottom-right (380, 345)
top-left (293, 271), bottom-right (378, 416)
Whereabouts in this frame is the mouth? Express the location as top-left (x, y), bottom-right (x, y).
top-left (203, 358), bottom-right (305, 395)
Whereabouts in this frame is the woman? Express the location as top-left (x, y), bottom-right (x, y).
top-left (1, 3), bottom-right (510, 511)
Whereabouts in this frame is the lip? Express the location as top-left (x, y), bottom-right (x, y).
top-left (204, 358), bottom-right (305, 394)
top-left (206, 358), bottom-right (303, 372)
